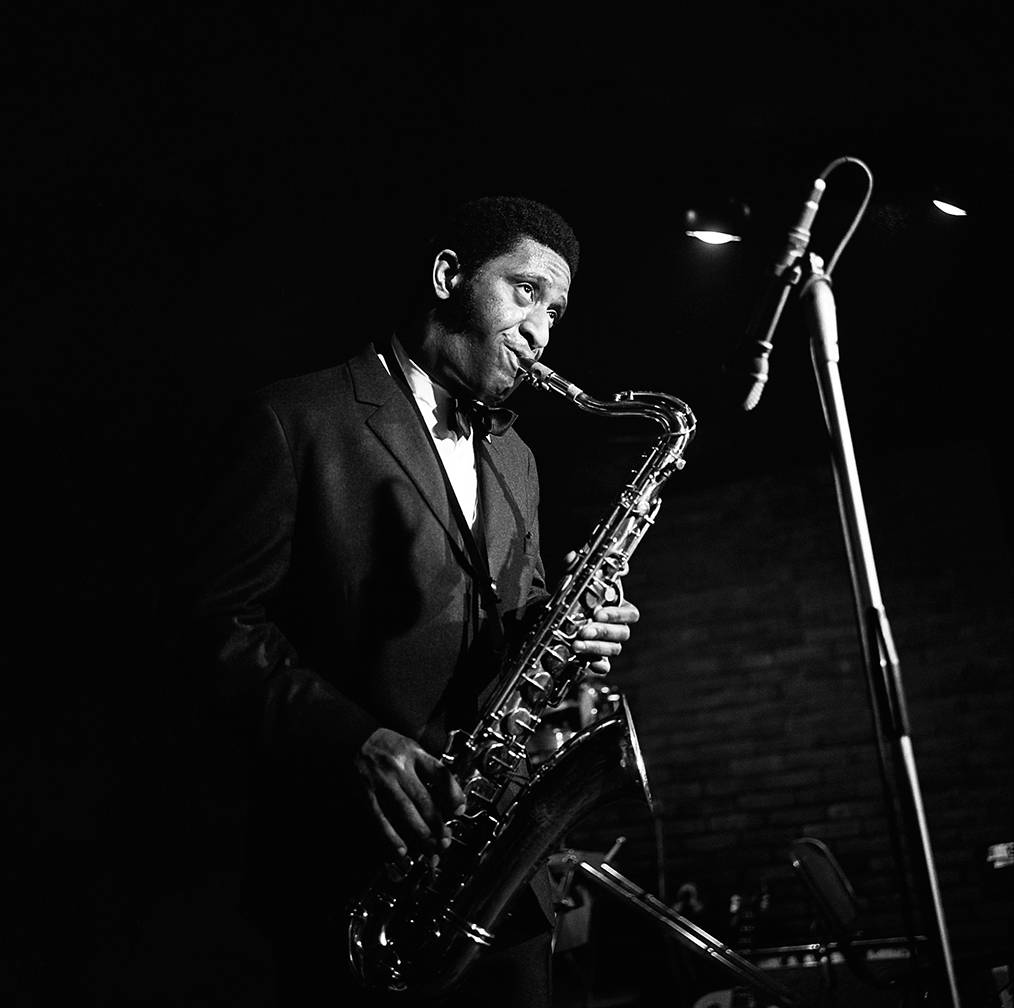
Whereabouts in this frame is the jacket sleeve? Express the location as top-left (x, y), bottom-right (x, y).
top-left (175, 397), bottom-right (379, 762)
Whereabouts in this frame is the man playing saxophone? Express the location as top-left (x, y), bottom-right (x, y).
top-left (179, 196), bottom-right (639, 1007)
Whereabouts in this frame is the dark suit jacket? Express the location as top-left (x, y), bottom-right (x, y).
top-left (181, 341), bottom-right (552, 931)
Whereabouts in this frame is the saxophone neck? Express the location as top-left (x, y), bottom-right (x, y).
top-left (618, 389), bottom-right (697, 440)
top-left (523, 361), bottom-right (696, 441)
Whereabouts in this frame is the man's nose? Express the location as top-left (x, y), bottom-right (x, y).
top-left (519, 310), bottom-right (551, 352)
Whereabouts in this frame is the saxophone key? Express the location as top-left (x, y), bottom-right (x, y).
top-left (441, 728), bottom-right (477, 767)
top-left (500, 706), bottom-right (541, 737)
top-left (447, 806), bottom-right (485, 833)
top-left (558, 611), bottom-right (586, 635)
top-left (541, 643), bottom-right (571, 673)
top-left (463, 774), bottom-right (499, 805)
top-left (520, 669), bottom-right (552, 701)
top-left (479, 740), bottom-right (522, 774)
top-left (581, 579), bottom-right (618, 611)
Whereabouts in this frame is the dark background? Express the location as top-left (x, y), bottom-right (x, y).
top-left (5, 3), bottom-right (1011, 1005)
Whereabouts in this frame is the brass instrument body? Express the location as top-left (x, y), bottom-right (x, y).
top-left (348, 362), bottom-right (696, 996)
top-left (348, 706), bottom-right (649, 996)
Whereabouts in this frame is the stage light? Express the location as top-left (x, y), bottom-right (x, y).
top-left (683, 196), bottom-right (750, 246)
top-left (930, 179), bottom-right (971, 217)
top-left (685, 230), bottom-right (742, 244)
top-left (932, 198), bottom-right (968, 216)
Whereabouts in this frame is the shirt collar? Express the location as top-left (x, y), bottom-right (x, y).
top-left (389, 335), bottom-right (464, 439)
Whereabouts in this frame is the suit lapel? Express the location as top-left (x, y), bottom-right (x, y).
top-left (349, 344), bottom-right (472, 569)
top-left (478, 435), bottom-right (528, 583)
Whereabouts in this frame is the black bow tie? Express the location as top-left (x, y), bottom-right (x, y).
top-left (452, 398), bottom-right (517, 438)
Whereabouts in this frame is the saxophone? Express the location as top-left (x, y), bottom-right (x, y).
top-left (348, 360), bottom-right (696, 996)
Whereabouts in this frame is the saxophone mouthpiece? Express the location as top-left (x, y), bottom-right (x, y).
top-left (525, 361), bottom-right (584, 401)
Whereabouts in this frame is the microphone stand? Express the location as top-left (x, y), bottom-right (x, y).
top-left (798, 253), bottom-right (961, 1007)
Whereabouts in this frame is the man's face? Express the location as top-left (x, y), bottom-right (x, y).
top-left (432, 237), bottom-right (571, 404)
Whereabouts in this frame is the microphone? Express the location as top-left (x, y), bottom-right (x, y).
top-left (773, 176), bottom-right (827, 277)
top-left (731, 176), bottom-right (827, 411)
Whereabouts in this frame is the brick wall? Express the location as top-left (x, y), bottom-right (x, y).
top-left (558, 439), bottom-right (1012, 987)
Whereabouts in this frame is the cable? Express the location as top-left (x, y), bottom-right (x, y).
top-left (816, 156), bottom-right (875, 278)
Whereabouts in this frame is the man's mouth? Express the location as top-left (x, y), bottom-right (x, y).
top-left (505, 344), bottom-right (536, 373)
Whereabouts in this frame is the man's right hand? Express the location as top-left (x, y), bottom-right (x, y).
top-left (354, 728), bottom-right (466, 863)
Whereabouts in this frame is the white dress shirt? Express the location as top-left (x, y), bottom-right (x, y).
top-left (378, 337), bottom-right (479, 528)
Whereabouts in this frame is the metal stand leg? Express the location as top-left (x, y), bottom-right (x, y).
top-left (800, 258), bottom-right (961, 1007)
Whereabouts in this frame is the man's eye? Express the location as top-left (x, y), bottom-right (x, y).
top-left (547, 309), bottom-right (558, 326)
top-left (517, 282), bottom-right (535, 300)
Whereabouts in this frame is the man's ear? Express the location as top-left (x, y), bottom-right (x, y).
top-left (432, 249), bottom-right (463, 301)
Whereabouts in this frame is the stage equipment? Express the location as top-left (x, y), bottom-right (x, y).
top-left (558, 854), bottom-right (796, 1007)
top-left (790, 837), bottom-right (861, 945)
top-left (932, 199), bottom-right (967, 217)
top-left (348, 361), bottom-right (696, 996)
top-left (684, 195), bottom-right (751, 244)
top-left (526, 681), bottom-right (626, 768)
top-left (791, 836), bottom-right (930, 996)
top-left (739, 156), bottom-right (961, 1005)
top-left (726, 171), bottom-right (827, 411)
top-left (691, 937), bottom-right (929, 1008)
top-left (930, 180), bottom-right (970, 217)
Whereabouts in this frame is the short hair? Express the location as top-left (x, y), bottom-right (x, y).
top-left (427, 195), bottom-right (580, 280)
